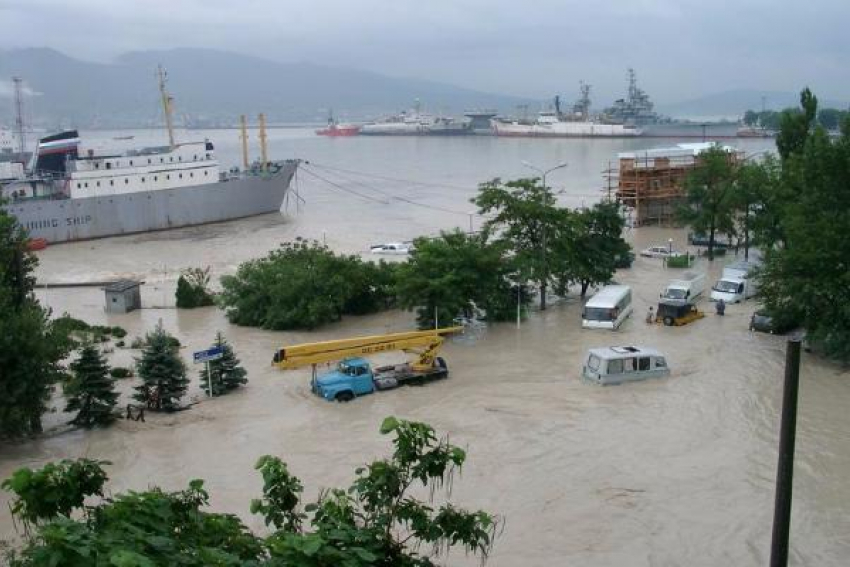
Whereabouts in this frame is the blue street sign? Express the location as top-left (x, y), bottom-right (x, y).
top-left (193, 346), bottom-right (224, 364)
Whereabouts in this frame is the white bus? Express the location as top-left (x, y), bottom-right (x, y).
top-left (582, 285), bottom-right (633, 330)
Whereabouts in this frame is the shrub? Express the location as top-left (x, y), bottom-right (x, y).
top-left (109, 367), bottom-right (133, 379)
top-left (666, 254), bottom-right (695, 268)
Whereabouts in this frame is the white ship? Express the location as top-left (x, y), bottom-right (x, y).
top-left (0, 69), bottom-right (298, 244)
top-left (360, 100), bottom-right (470, 136)
top-left (494, 83), bottom-right (642, 138)
top-left (493, 112), bottom-right (642, 138)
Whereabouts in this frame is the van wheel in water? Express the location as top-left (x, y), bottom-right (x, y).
top-left (663, 316), bottom-right (674, 326)
top-left (335, 391), bottom-right (355, 402)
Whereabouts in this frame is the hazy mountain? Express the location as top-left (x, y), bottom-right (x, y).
top-left (0, 48), bottom-right (533, 128)
top-left (658, 89), bottom-right (850, 120)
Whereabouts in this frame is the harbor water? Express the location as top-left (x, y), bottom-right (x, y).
top-left (1, 129), bottom-right (848, 566)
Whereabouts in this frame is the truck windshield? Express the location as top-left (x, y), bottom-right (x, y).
top-left (665, 288), bottom-right (687, 300)
top-left (713, 280), bottom-right (738, 293)
top-left (583, 307), bottom-right (615, 321)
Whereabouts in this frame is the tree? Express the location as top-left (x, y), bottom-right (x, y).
top-left (4, 417), bottom-right (499, 566)
top-left (560, 202), bottom-right (631, 296)
top-left (199, 332), bottom-right (248, 395)
top-left (175, 266), bottom-right (215, 308)
top-left (134, 325), bottom-right (188, 411)
top-left (395, 230), bottom-right (520, 329)
top-left (472, 178), bottom-right (563, 309)
top-left (64, 344), bottom-right (119, 427)
top-left (676, 146), bottom-right (737, 260)
top-left (0, 208), bottom-right (68, 438)
top-left (776, 88), bottom-right (817, 160)
top-left (220, 239), bottom-right (396, 330)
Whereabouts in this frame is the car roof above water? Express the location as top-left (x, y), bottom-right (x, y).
top-left (587, 346), bottom-right (664, 359)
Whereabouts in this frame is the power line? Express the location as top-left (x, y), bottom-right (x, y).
top-left (307, 161), bottom-right (475, 192)
top-left (298, 167), bottom-right (390, 204)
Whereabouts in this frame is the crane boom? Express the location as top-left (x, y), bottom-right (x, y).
top-left (273, 326), bottom-right (463, 371)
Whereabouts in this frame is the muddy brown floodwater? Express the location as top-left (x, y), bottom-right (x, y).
top-left (1, 131), bottom-right (848, 566)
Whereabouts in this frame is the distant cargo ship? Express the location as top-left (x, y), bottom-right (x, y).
top-left (0, 69), bottom-right (298, 244)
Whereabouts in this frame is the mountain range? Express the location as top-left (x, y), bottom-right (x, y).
top-left (0, 48), bottom-right (532, 128)
top-left (1, 48), bottom-right (847, 128)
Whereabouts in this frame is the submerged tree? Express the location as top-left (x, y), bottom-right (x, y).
top-left (199, 332), bottom-right (248, 395)
top-left (133, 325), bottom-right (188, 411)
top-left (64, 344), bottom-right (118, 427)
top-left (175, 266), bottom-right (215, 309)
top-left (677, 146), bottom-right (738, 260)
top-left (472, 178), bottom-right (563, 309)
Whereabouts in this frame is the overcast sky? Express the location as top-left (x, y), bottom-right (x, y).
top-left (2, 0), bottom-right (849, 102)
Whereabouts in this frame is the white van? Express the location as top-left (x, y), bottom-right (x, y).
top-left (582, 285), bottom-right (633, 330)
top-left (582, 346), bottom-right (670, 385)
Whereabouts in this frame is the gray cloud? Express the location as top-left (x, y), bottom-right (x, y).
top-left (1, 0), bottom-right (848, 102)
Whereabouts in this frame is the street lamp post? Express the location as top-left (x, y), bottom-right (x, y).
top-left (520, 160), bottom-right (568, 311)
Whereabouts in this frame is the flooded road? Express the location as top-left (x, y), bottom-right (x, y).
top-left (2, 130), bottom-right (848, 566)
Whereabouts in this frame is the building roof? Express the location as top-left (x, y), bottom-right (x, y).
top-left (104, 279), bottom-right (141, 293)
top-left (618, 142), bottom-right (735, 160)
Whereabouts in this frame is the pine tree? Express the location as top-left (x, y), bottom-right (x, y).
top-left (65, 344), bottom-right (118, 427)
top-left (199, 332), bottom-right (247, 396)
top-left (133, 325), bottom-right (188, 411)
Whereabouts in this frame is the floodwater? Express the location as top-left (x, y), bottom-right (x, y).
top-left (2, 129), bottom-right (849, 566)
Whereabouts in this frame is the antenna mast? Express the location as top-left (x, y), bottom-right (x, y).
top-left (12, 77), bottom-right (26, 154)
top-left (157, 65), bottom-right (176, 148)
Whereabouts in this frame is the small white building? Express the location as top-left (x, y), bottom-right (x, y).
top-left (104, 280), bottom-right (142, 313)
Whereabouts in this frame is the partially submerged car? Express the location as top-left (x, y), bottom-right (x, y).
top-left (749, 309), bottom-right (797, 335)
top-left (640, 245), bottom-right (683, 259)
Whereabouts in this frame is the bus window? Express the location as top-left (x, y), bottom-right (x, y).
top-left (608, 359), bottom-right (624, 374)
top-left (623, 358), bottom-right (636, 372)
top-left (638, 357), bottom-right (651, 371)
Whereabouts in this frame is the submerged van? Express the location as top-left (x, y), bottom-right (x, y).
top-left (582, 346), bottom-right (670, 385)
top-left (582, 285), bottom-right (633, 330)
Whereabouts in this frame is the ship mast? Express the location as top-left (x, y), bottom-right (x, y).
top-left (157, 65), bottom-right (176, 148)
top-left (12, 77), bottom-right (26, 154)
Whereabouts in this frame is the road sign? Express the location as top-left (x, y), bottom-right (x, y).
top-left (193, 346), bottom-right (224, 364)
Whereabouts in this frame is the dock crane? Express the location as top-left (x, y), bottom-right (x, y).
top-left (272, 327), bottom-right (463, 402)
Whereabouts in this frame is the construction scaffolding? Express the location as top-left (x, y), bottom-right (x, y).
top-left (608, 143), bottom-right (740, 227)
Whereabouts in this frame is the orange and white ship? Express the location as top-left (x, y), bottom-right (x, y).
top-left (316, 112), bottom-right (360, 137)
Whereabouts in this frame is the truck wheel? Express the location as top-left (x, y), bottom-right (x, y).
top-left (335, 391), bottom-right (355, 402)
top-left (436, 357), bottom-right (447, 370)
top-left (663, 316), bottom-right (674, 326)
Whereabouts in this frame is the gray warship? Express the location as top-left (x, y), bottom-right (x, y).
top-left (0, 69), bottom-right (298, 244)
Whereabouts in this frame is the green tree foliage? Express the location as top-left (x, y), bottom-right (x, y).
top-left (220, 239), bottom-right (396, 330)
top-left (4, 418), bottom-right (499, 566)
top-left (199, 332), bottom-right (248, 395)
top-left (776, 88), bottom-right (818, 160)
top-left (816, 107), bottom-right (849, 131)
top-left (677, 146), bottom-right (737, 260)
top-left (472, 178), bottom-right (563, 309)
top-left (557, 202), bottom-right (631, 296)
top-left (64, 344), bottom-right (119, 427)
top-left (1, 458), bottom-right (108, 526)
top-left (175, 266), bottom-right (215, 309)
top-left (754, 89), bottom-right (850, 360)
top-left (0, 208), bottom-right (68, 438)
top-left (133, 325), bottom-right (188, 411)
top-left (395, 230), bottom-right (521, 328)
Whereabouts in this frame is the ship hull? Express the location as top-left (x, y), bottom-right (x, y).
top-left (316, 126), bottom-right (360, 136)
top-left (638, 122), bottom-right (740, 138)
top-left (4, 160), bottom-right (298, 244)
top-left (493, 122), bottom-right (642, 138)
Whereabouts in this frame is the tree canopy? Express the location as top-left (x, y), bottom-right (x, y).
top-left (395, 230), bottom-right (521, 328)
top-left (64, 344), bottom-right (119, 428)
top-left (220, 239), bottom-right (397, 330)
top-left (134, 325), bottom-right (189, 411)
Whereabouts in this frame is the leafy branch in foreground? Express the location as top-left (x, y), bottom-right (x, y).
top-left (3, 417), bottom-right (500, 566)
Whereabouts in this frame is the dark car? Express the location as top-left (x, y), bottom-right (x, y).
top-left (749, 309), bottom-right (796, 334)
top-left (614, 250), bottom-right (635, 269)
top-left (688, 232), bottom-right (731, 248)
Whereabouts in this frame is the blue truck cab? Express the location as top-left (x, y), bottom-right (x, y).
top-left (313, 357), bottom-right (375, 402)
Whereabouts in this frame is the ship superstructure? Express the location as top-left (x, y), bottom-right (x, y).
top-left (604, 68), bottom-right (659, 125)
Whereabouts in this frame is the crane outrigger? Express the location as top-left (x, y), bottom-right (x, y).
top-left (272, 327), bottom-right (464, 402)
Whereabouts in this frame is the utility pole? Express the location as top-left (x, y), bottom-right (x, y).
top-left (769, 338), bottom-right (802, 567)
top-left (13, 77), bottom-right (26, 154)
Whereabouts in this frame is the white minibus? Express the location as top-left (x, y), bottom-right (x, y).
top-left (582, 285), bottom-right (633, 330)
